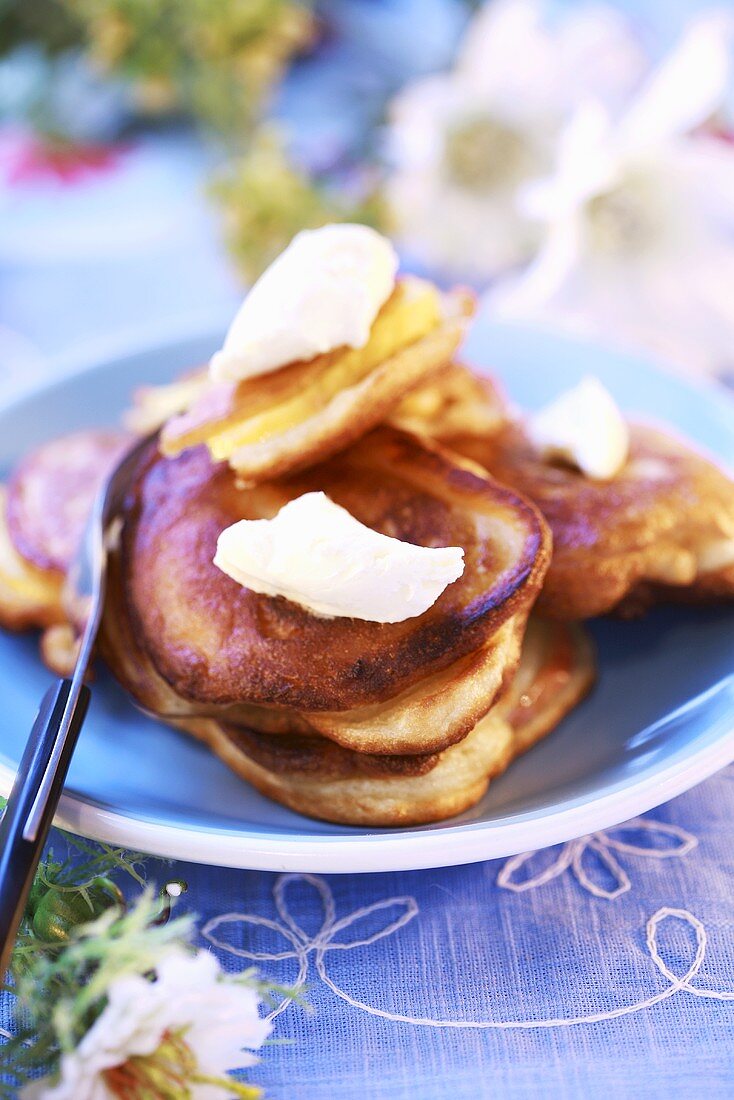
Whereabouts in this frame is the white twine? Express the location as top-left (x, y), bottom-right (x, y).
top-left (204, 873), bottom-right (418, 1021)
top-left (203, 866), bottom-right (734, 1030)
top-left (497, 819), bottom-right (697, 900)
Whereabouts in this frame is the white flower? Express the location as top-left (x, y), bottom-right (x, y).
top-left (385, 0), bottom-right (645, 280)
top-left (457, 0), bottom-right (645, 113)
top-left (488, 13), bottom-right (734, 377)
top-left (28, 948), bottom-right (270, 1100)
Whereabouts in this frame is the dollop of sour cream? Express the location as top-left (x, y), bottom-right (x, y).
top-left (528, 376), bottom-right (629, 480)
top-left (213, 492), bottom-right (465, 623)
top-left (210, 224), bottom-right (398, 385)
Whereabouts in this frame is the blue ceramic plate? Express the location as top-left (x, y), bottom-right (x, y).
top-left (0, 313), bottom-right (732, 872)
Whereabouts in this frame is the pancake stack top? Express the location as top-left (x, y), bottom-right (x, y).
top-left (2, 224), bottom-right (733, 824)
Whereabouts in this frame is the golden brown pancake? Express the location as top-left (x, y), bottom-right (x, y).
top-left (246, 615), bottom-right (524, 754)
top-left (103, 546), bottom-right (528, 755)
top-left (452, 420), bottom-right (734, 619)
top-left (0, 429), bottom-right (129, 636)
top-left (391, 362), bottom-right (507, 441)
top-left (159, 279), bottom-right (473, 482)
top-left (120, 427), bottom-right (550, 724)
top-left (0, 429), bottom-right (130, 671)
top-left (167, 618), bottom-right (595, 826)
top-left (124, 369), bottom-right (210, 436)
top-left (39, 622), bottom-right (82, 676)
top-left (125, 360), bottom-right (506, 445)
top-left (0, 487), bottom-right (65, 631)
top-left (6, 429), bottom-right (130, 573)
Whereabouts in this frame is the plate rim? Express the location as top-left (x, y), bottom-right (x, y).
top-left (2, 725), bottom-right (734, 871)
top-left (1, 319), bottom-right (733, 872)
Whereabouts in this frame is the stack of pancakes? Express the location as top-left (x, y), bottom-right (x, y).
top-left (98, 426), bottom-right (598, 825)
top-left (2, 251), bottom-right (733, 827)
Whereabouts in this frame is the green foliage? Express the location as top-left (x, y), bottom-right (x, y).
top-left (0, 0), bottom-right (83, 57)
top-left (210, 128), bottom-right (387, 280)
top-left (0, 814), bottom-right (290, 1094)
top-left (0, 808), bottom-right (158, 1089)
top-left (62, 0), bottom-right (315, 135)
top-left (1, 0), bottom-right (315, 148)
top-left (0, 0), bottom-right (389, 280)
top-left (1, 891), bottom-right (194, 1096)
top-left (9, 834), bottom-right (148, 980)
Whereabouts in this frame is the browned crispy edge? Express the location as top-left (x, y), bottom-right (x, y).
top-left (222, 292), bottom-right (474, 481)
top-left (167, 622), bottom-right (595, 826)
top-left (122, 428), bottom-right (551, 712)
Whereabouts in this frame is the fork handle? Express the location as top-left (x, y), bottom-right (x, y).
top-left (0, 679), bottom-right (90, 978)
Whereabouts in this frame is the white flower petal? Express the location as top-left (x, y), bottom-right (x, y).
top-left (671, 135), bottom-right (734, 221)
top-left (458, 0), bottom-right (644, 110)
top-left (36, 949), bottom-right (269, 1099)
top-left (551, 4), bottom-right (647, 108)
top-left (519, 100), bottom-right (619, 219)
top-left (387, 169), bottom-right (540, 279)
top-left (487, 214), bottom-right (583, 316)
top-left (385, 0), bottom-right (645, 284)
top-left (458, 0), bottom-right (557, 103)
top-left (620, 13), bottom-right (732, 151)
top-left (387, 73), bottom-right (463, 170)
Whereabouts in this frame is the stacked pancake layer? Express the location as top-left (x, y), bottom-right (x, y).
top-left (95, 425), bottom-right (595, 825)
top-left (3, 348), bottom-right (733, 827)
top-left (167, 617), bottom-right (595, 826)
top-left (0, 404), bottom-right (591, 826)
top-left (8, 212), bottom-right (732, 829)
top-left (159, 278), bottom-right (474, 482)
top-left (450, 418), bottom-right (734, 619)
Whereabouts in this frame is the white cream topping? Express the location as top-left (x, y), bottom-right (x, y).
top-left (528, 376), bottom-right (629, 480)
top-left (213, 491), bottom-right (465, 622)
top-left (210, 224), bottom-right (398, 384)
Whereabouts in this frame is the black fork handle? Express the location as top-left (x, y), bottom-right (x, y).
top-left (0, 679), bottom-right (90, 978)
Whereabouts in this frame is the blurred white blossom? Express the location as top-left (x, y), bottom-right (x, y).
top-left (385, 0), bottom-right (646, 280)
top-left (488, 13), bottom-right (734, 377)
top-left (27, 948), bottom-right (270, 1099)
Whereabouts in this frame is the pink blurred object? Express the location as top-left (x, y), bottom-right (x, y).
top-left (0, 127), bottom-right (127, 187)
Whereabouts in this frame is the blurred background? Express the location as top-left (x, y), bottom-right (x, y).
top-left (1, 0), bottom-right (734, 396)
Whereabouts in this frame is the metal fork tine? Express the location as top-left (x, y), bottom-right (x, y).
top-left (20, 431), bottom-right (156, 843)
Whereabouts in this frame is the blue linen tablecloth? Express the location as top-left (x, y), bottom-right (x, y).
top-left (182, 771), bottom-right (734, 1098)
top-left (1, 40), bottom-right (734, 1090)
top-left (2, 774), bottom-right (734, 1097)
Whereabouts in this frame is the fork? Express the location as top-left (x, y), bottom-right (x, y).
top-left (0, 433), bottom-right (153, 977)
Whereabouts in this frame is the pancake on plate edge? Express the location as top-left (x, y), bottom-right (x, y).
top-left (449, 417), bottom-right (734, 620)
top-left (22, 223), bottom-right (723, 827)
top-left (108, 426), bottom-right (551, 756)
